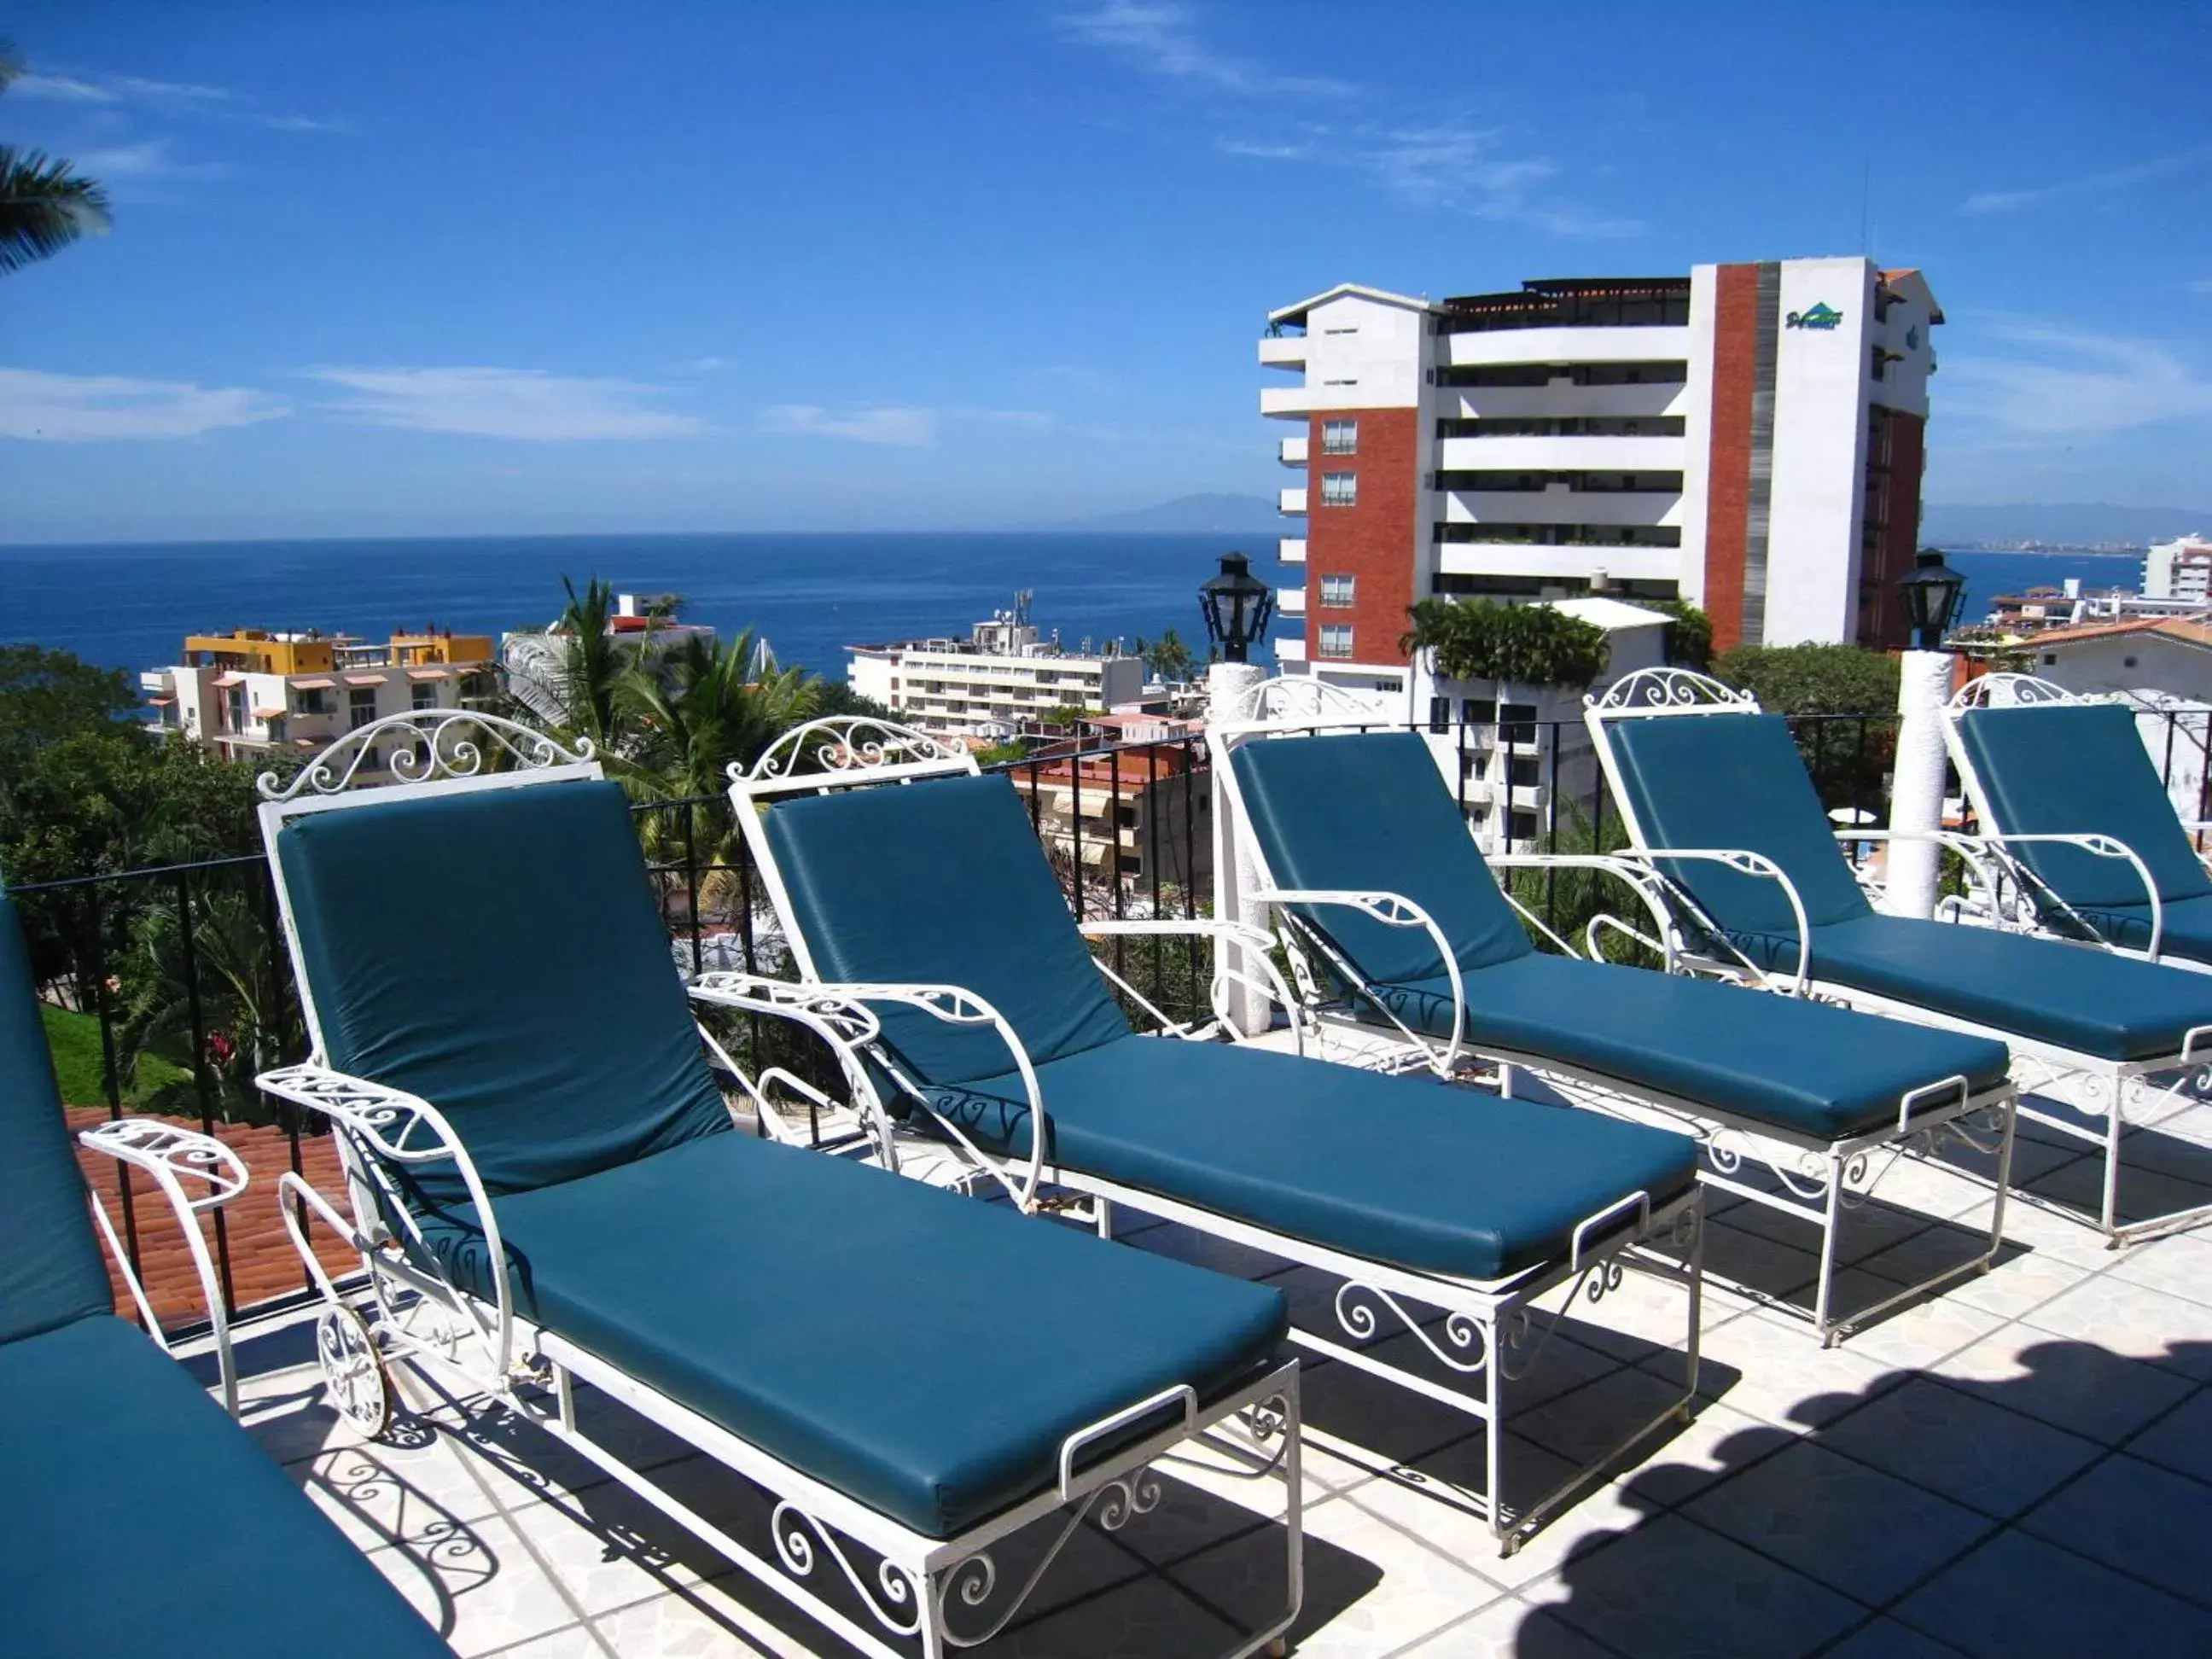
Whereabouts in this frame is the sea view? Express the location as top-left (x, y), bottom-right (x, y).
top-left (0, 536), bottom-right (2128, 685)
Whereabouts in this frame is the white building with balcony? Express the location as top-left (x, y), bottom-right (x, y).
top-left (2144, 534), bottom-right (2212, 604)
top-left (846, 602), bottom-right (1144, 742)
top-left (1260, 259), bottom-right (1942, 694)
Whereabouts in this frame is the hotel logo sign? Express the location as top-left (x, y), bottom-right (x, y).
top-left (1784, 302), bottom-right (1844, 331)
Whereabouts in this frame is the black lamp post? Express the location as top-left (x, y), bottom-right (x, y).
top-left (1199, 551), bottom-right (1275, 665)
top-left (1897, 548), bottom-right (1967, 651)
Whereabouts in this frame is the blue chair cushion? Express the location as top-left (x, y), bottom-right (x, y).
top-left (0, 888), bottom-right (120, 1346)
top-left (1231, 732), bottom-right (1534, 981)
top-left (1368, 952), bottom-right (2011, 1142)
top-left (2066, 891), bottom-right (2212, 967)
top-left (422, 1132), bottom-right (1288, 1539)
top-left (761, 774), bottom-right (1133, 1085)
top-left (1605, 713), bottom-right (1875, 938)
top-left (921, 1034), bottom-right (1697, 1283)
top-left (0, 1313), bottom-right (451, 1656)
top-left (1802, 915), bottom-right (2212, 1063)
top-left (1957, 704), bottom-right (2212, 910)
top-left (275, 781), bottom-right (731, 1207)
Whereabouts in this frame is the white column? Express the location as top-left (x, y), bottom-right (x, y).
top-left (1208, 661), bottom-right (1271, 1035)
top-left (1884, 649), bottom-right (1953, 918)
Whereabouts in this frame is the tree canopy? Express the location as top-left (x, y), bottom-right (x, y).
top-left (1400, 599), bottom-right (1610, 690)
top-left (1711, 642), bottom-right (1900, 716)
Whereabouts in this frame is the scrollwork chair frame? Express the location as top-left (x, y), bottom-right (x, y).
top-left (718, 717), bottom-right (1703, 1557)
top-left (254, 711), bottom-right (1303, 1659)
top-left (1208, 689), bottom-right (2017, 1346)
top-left (1588, 669), bottom-right (2212, 1248)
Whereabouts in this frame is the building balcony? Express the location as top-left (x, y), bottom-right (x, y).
top-left (1440, 324), bottom-right (1691, 369)
top-left (1278, 537), bottom-right (1307, 564)
top-left (1279, 486), bottom-right (1308, 516)
top-left (1438, 382), bottom-right (1688, 422)
top-left (1257, 335), bottom-right (1307, 370)
top-left (1435, 434), bottom-right (1686, 474)
top-left (1278, 585), bottom-right (1307, 617)
top-left (1259, 385), bottom-right (1313, 419)
top-left (1279, 434), bottom-right (1309, 467)
top-left (1274, 635), bottom-right (1308, 663)
top-left (1438, 490), bottom-right (1684, 530)
top-left (1432, 541), bottom-right (1684, 582)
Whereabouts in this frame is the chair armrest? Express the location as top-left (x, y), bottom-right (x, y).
top-left (696, 973), bottom-right (1054, 1211)
top-left (1487, 853), bottom-right (1683, 967)
top-left (253, 1062), bottom-right (516, 1382)
top-left (1620, 847), bottom-right (1812, 996)
top-left (1907, 830), bottom-right (2163, 958)
top-left (687, 974), bottom-right (898, 1155)
top-left (1076, 919), bottom-right (1303, 1048)
top-left (1253, 887), bottom-right (1465, 1075)
top-left (78, 1119), bottom-right (250, 1417)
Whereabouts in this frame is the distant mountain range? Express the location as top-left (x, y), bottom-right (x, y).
top-left (1042, 493), bottom-right (1281, 533)
top-left (1923, 503), bottom-right (2212, 548)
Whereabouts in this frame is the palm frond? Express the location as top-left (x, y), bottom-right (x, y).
top-left (0, 145), bottom-right (113, 275)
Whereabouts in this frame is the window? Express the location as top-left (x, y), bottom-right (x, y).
top-left (1318, 625), bottom-right (1354, 659)
top-left (1321, 418), bottom-right (1359, 455)
top-left (294, 686), bottom-right (329, 715)
top-left (1507, 755), bottom-right (1541, 787)
top-left (1320, 472), bottom-right (1358, 508)
top-left (1501, 703), bottom-right (1538, 742)
top-left (348, 687), bottom-right (378, 729)
top-left (1428, 696), bottom-right (1451, 734)
top-left (1508, 809), bottom-right (1540, 841)
top-left (2123, 656), bottom-right (2139, 669)
top-left (2042, 653), bottom-right (2058, 666)
top-left (1460, 698), bottom-right (1496, 725)
top-left (1318, 573), bottom-right (1355, 608)
top-left (411, 683), bottom-right (437, 711)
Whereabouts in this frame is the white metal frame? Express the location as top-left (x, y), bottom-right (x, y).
top-left (253, 711), bottom-right (1303, 1659)
top-left (1208, 686), bottom-right (2018, 1346)
top-left (1940, 673), bottom-right (2212, 971)
top-left (719, 716), bottom-right (1705, 1555)
top-left (75, 1116), bottom-right (251, 1414)
top-left (1587, 668), bottom-right (2212, 1248)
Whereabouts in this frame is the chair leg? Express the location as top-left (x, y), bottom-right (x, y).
top-left (1485, 1308), bottom-right (1507, 1552)
top-left (1813, 1153), bottom-right (1846, 1347)
top-left (2102, 1089), bottom-right (2128, 1245)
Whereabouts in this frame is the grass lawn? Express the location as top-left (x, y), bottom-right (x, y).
top-left (40, 1002), bottom-right (191, 1108)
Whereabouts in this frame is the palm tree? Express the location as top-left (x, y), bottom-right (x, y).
top-left (0, 43), bottom-right (112, 276)
top-left (554, 574), bottom-right (629, 752)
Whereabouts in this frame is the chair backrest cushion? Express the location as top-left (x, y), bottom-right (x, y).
top-left (1957, 703), bottom-right (2212, 908)
top-left (0, 888), bottom-right (114, 1345)
top-left (761, 773), bottom-right (1132, 1086)
top-left (1231, 731), bottom-right (1533, 982)
top-left (276, 781), bottom-right (730, 1205)
top-left (1606, 713), bottom-right (1873, 938)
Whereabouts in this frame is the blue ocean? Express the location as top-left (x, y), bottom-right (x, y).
top-left (0, 534), bottom-right (2147, 682)
top-left (0, 533), bottom-right (1261, 680)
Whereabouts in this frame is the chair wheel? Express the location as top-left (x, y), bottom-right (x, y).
top-left (315, 1304), bottom-right (392, 1440)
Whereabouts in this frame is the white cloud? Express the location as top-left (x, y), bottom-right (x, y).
top-left (76, 138), bottom-right (227, 182)
top-left (12, 67), bottom-right (343, 132)
top-left (311, 367), bottom-right (702, 440)
top-left (1945, 323), bottom-right (2212, 435)
top-left (0, 369), bottom-right (288, 440)
top-left (1216, 137), bottom-right (1315, 161)
top-left (1059, 3), bottom-right (1354, 96)
top-left (761, 405), bottom-right (940, 446)
top-left (1963, 146), bottom-right (2212, 215)
top-left (12, 73), bottom-right (119, 102)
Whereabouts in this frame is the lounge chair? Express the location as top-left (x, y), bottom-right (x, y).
top-left (1208, 693), bottom-right (2017, 1346)
top-left (253, 713), bottom-right (1302, 1659)
top-left (1587, 667), bottom-right (2212, 1246)
top-left (0, 878), bottom-right (455, 1656)
top-left (707, 717), bottom-right (1706, 1557)
top-left (1941, 673), bottom-right (2212, 970)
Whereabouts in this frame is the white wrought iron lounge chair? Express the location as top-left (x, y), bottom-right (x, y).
top-left (1208, 681), bottom-right (2019, 1346)
top-left (703, 717), bottom-right (1707, 1557)
top-left (253, 713), bottom-right (1303, 1659)
top-left (1941, 673), bottom-right (2212, 972)
top-left (1586, 667), bottom-right (2212, 1247)
top-left (0, 876), bottom-right (456, 1656)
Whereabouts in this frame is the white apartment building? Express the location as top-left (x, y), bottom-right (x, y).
top-left (2143, 534), bottom-right (2212, 603)
top-left (847, 605), bottom-right (1144, 742)
top-left (1260, 259), bottom-right (1942, 698)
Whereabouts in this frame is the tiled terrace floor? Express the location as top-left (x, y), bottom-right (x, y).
top-left (202, 1077), bottom-right (2212, 1659)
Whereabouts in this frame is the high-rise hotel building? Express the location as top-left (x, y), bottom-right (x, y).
top-left (1260, 258), bottom-right (1941, 693)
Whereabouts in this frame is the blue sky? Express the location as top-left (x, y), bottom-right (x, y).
top-left (3, 0), bottom-right (2209, 542)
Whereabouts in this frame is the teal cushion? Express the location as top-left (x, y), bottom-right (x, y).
top-left (1957, 704), bottom-right (2212, 909)
top-left (1370, 952), bottom-right (2011, 1142)
top-left (422, 1133), bottom-right (1287, 1538)
top-left (762, 774), bottom-right (1133, 1085)
top-left (0, 888), bottom-right (115, 1346)
top-left (923, 1036), bottom-right (1697, 1283)
top-left (1231, 732), bottom-right (1533, 980)
top-left (0, 1314), bottom-right (451, 1656)
top-left (2072, 891), bottom-right (2212, 965)
top-left (1806, 914), bottom-right (2212, 1063)
top-left (1606, 713), bottom-right (1874, 938)
top-left (276, 782), bottom-right (731, 1204)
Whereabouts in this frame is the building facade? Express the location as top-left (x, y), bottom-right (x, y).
top-left (847, 606), bottom-right (1144, 742)
top-left (1260, 259), bottom-right (1942, 695)
top-left (143, 627), bottom-right (498, 776)
top-left (1017, 743), bottom-right (1210, 888)
top-left (2144, 534), bottom-right (2212, 603)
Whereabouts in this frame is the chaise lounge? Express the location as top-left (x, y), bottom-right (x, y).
top-left (1586, 667), bottom-right (2212, 1246)
top-left (253, 713), bottom-right (1304, 1659)
top-left (1209, 692), bottom-right (2017, 1346)
top-left (703, 717), bottom-right (1707, 1556)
